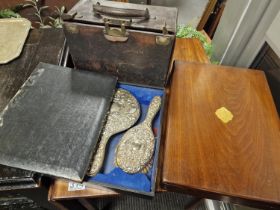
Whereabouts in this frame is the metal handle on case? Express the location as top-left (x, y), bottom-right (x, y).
top-left (93, 2), bottom-right (149, 42)
top-left (93, 2), bottom-right (150, 19)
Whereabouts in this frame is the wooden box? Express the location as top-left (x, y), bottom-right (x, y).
top-left (161, 61), bottom-right (280, 209)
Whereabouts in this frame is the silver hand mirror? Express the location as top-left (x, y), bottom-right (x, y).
top-left (88, 88), bottom-right (140, 176)
top-left (115, 96), bottom-right (161, 174)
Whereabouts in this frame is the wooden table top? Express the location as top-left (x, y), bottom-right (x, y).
top-left (48, 179), bottom-right (118, 201)
top-left (162, 61), bottom-right (280, 208)
top-left (172, 38), bottom-right (210, 64)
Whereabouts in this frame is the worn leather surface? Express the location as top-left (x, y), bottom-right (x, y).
top-left (64, 22), bottom-right (175, 87)
top-left (69, 0), bottom-right (178, 33)
top-left (64, 0), bottom-right (177, 87)
top-left (0, 63), bottom-right (117, 182)
top-left (0, 29), bottom-right (65, 190)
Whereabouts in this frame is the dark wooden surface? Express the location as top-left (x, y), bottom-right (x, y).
top-left (204, 1), bottom-right (226, 38)
top-left (0, 0), bottom-right (78, 10)
top-left (156, 38), bottom-right (210, 193)
top-left (251, 42), bottom-right (280, 117)
top-left (0, 28), bottom-right (65, 112)
top-left (0, 0), bottom-right (79, 29)
top-left (196, 0), bottom-right (217, 31)
top-left (162, 61), bottom-right (280, 209)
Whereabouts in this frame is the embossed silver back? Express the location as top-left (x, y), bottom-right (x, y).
top-left (103, 89), bottom-right (140, 135)
top-left (88, 88), bottom-right (140, 176)
top-left (115, 96), bottom-right (161, 174)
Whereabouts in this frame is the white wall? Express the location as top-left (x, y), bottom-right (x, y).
top-left (212, 0), bottom-right (280, 67)
top-left (211, 0), bottom-right (253, 63)
top-left (265, 11), bottom-right (280, 58)
top-left (151, 0), bottom-right (208, 26)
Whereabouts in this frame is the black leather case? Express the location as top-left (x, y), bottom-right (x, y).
top-left (0, 63), bottom-right (117, 182)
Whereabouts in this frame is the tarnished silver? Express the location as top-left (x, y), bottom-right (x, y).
top-left (115, 96), bottom-right (161, 174)
top-left (88, 88), bottom-right (140, 176)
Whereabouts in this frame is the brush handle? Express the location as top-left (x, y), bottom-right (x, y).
top-left (143, 96), bottom-right (161, 127)
top-left (88, 134), bottom-right (111, 176)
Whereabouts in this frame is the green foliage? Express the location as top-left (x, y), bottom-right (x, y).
top-left (176, 25), bottom-right (214, 58)
top-left (24, 0), bottom-right (50, 28)
top-left (23, 0), bottom-right (65, 28)
top-left (0, 9), bottom-right (21, 18)
top-left (48, 6), bottom-right (65, 28)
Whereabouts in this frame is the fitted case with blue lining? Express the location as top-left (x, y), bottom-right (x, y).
top-left (85, 83), bottom-right (166, 196)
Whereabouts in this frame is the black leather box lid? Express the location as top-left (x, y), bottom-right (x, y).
top-left (0, 63), bottom-right (117, 182)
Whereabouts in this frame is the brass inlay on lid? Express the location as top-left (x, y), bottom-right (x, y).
top-left (215, 107), bottom-right (233, 124)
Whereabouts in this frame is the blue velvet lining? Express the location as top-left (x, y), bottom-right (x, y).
top-left (86, 83), bottom-right (164, 193)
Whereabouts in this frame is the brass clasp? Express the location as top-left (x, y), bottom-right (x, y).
top-left (156, 22), bottom-right (171, 46)
top-left (103, 18), bottom-right (131, 42)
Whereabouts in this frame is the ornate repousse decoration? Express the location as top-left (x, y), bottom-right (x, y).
top-left (115, 96), bottom-right (161, 174)
top-left (88, 88), bottom-right (140, 176)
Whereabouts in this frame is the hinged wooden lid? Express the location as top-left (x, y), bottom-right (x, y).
top-left (162, 61), bottom-right (280, 208)
top-left (68, 0), bottom-right (177, 34)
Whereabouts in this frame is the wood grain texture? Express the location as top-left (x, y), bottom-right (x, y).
top-left (172, 38), bottom-right (210, 64)
top-left (197, 0), bottom-right (217, 31)
top-left (157, 38), bottom-right (209, 193)
top-left (162, 61), bottom-right (280, 208)
top-left (49, 179), bottom-right (118, 200)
